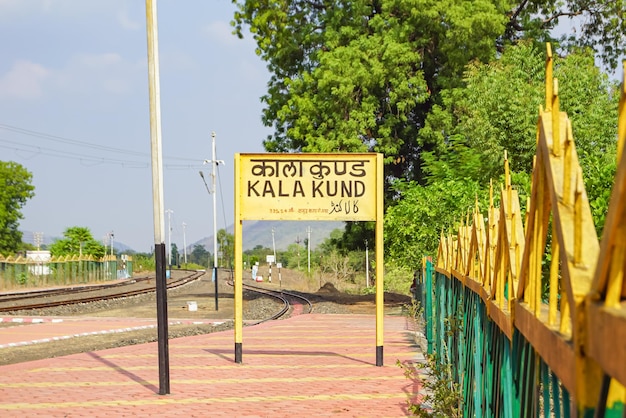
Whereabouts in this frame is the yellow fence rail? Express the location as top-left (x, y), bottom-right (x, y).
top-left (432, 44), bottom-right (626, 416)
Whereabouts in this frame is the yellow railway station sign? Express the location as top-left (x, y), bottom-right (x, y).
top-left (238, 153), bottom-right (379, 221)
top-left (234, 153), bottom-right (385, 366)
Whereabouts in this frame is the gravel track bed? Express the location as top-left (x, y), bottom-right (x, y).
top-left (0, 272), bottom-right (411, 365)
top-left (0, 275), bottom-right (376, 365)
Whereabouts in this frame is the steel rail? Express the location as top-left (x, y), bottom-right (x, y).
top-left (240, 282), bottom-right (313, 324)
top-left (0, 270), bottom-right (204, 313)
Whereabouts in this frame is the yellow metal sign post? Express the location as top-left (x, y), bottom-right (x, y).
top-left (234, 153), bottom-right (385, 365)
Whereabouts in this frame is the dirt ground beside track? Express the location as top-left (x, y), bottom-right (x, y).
top-left (0, 268), bottom-right (413, 365)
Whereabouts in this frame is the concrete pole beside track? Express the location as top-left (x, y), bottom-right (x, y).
top-left (145, 0), bottom-right (170, 395)
top-left (211, 132), bottom-right (221, 311)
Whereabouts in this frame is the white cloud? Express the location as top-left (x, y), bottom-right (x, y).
top-left (52, 52), bottom-right (144, 97)
top-left (0, 52), bottom-right (144, 101)
top-left (0, 60), bottom-right (50, 100)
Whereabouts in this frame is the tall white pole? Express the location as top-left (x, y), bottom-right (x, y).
top-left (145, 0), bottom-right (169, 394)
top-left (165, 209), bottom-right (173, 266)
top-left (182, 222), bottom-right (187, 264)
top-left (211, 132), bottom-right (218, 273)
top-left (202, 132), bottom-right (224, 311)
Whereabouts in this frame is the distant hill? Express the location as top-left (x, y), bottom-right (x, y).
top-left (190, 220), bottom-right (345, 252)
top-left (21, 221), bottom-right (345, 255)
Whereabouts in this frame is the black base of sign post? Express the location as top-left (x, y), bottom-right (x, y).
top-left (235, 342), bottom-right (242, 364)
top-left (376, 346), bottom-right (383, 367)
top-left (155, 242), bottom-right (170, 394)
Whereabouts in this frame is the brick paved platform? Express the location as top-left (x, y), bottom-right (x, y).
top-left (0, 314), bottom-right (425, 417)
top-left (0, 316), bottom-right (224, 348)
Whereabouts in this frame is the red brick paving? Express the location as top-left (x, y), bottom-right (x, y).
top-left (0, 314), bottom-right (425, 417)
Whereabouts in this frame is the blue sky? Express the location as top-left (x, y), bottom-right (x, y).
top-left (0, 0), bottom-right (271, 252)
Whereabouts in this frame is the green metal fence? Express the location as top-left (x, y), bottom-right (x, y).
top-left (420, 44), bottom-right (626, 417)
top-left (0, 255), bottom-right (120, 290)
top-left (419, 264), bottom-right (575, 417)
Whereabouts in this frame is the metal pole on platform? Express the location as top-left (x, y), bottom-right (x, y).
top-left (202, 132), bottom-right (223, 311)
top-left (211, 132), bottom-right (219, 310)
top-left (145, 0), bottom-right (169, 395)
top-left (375, 154), bottom-right (384, 366)
top-left (234, 155), bottom-right (243, 363)
top-left (182, 222), bottom-right (187, 265)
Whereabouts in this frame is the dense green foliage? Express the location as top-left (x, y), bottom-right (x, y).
top-left (233, 0), bottom-right (510, 185)
top-left (170, 243), bottom-right (180, 266)
top-left (386, 179), bottom-right (485, 268)
top-left (133, 253), bottom-right (156, 272)
top-left (505, 0), bottom-right (626, 69)
top-left (387, 44), bottom-right (618, 264)
top-left (233, 1), bottom-right (623, 273)
top-left (49, 226), bottom-right (106, 259)
top-left (216, 228), bottom-right (235, 268)
top-left (233, 0), bottom-right (623, 183)
top-left (0, 161), bottom-right (35, 255)
top-left (188, 244), bottom-right (211, 267)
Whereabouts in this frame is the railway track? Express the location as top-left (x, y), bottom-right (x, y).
top-left (0, 270), bottom-right (204, 313)
top-left (0, 269), bottom-right (311, 324)
top-left (242, 282), bottom-right (313, 323)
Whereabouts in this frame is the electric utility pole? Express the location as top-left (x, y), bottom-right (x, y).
top-left (165, 209), bottom-right (173, 267)
top-left (182, 222), bottom-right (187, 265)
top-left (203, 131), bottom-right (224, 310)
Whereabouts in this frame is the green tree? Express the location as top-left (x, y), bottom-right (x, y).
top-left (133, 252), bottom-right (156, 272)
top-left (422, 42), bottom-right (619, 184)
top-left (49, 226), bottom-right (106, 259)
top-left (385, 179), bottom-right (485, 268)
top-left (278, 243), bottom-right (300, 269)
top-left (170, 243), bottom-right (180, 267)
top-left (506, 0), bottom-right (626, 69)
top-left (386, 43), bottom-right (619, 268)
top-left (217, 229), bottom-right (235, 268)
top-left (0, 161), bottom-right (35, 255)
top-left (233, 0), bottom-right (624, 186)
top-left (189, 244), bottom-right (210, 267)
top-left (233, 1), bottom-right (623, 263)
top-left (233, 0), bottom-right (510, 185)
top-left (243, 244), bottom-right (273, 268)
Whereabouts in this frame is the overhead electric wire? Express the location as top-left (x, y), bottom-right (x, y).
top-left (0, 138), bottom-right (148, 167)
top-left (0, 123), bottom-right (206, 169)
top-left (0, 123), bottom-right (152, 158)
